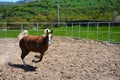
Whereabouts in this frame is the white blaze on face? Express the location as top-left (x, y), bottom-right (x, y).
top-left (48, 34), bottom-right (52, 45)
top-left (44, 29), bottom-right (52, 45)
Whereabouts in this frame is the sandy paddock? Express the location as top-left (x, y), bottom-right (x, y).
top-left (0, 37), bottom-right (120, 80)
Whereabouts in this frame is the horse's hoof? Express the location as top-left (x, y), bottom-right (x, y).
top-left (23, 64), bottom-right (28, 68)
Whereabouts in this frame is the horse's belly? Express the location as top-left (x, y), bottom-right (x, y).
top-left (27, 46), bottom-right (41, 52)
top-left (26, 45), bottom-right (48, 53)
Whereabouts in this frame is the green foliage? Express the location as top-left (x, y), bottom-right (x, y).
top-left (32, 14), bottom-right (47, 22)
top-left (0, 0), bottom-right (120, 22)
top-left (6, 16), bottom-right (27, 22)
top-left (47, 10), bottom-right (58, 22)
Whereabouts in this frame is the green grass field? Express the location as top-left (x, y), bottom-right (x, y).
top-left (0, 26), bottom-right (120, 43)
top-left (53, 26), bottom-right (120, 42)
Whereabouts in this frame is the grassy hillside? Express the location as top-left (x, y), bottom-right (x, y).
top-left (0, 0), bottom-right (120, 22)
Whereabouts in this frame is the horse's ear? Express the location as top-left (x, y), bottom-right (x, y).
top-left (51, 29), bottom-right (53, 33)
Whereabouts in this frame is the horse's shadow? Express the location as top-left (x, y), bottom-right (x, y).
top-left (8, 63), bottom-right (37, 72)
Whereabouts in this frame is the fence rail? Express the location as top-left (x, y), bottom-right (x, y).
top-left (0, 22), bottom-right (120, 43)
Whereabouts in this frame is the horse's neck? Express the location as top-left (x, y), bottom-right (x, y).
top-left (43, 35), bottom-right (49, 44)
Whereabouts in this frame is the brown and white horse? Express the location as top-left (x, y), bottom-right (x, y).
top-left (19, 29), bottom-right (53, 66)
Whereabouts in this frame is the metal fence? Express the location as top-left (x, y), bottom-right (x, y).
top-left (0, 22), bottom-right (120, 43)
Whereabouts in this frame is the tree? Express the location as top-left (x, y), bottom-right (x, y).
top-left (7, 16), bottom-right (27, 22)
top-left (47, 10), bottom-right (57, 22)
top-left (98, 12), bottom-right (113, 20)
top-left (32, 13), bottom-right (47, 22)
top-left (6, 16), bottom-right (27, 29)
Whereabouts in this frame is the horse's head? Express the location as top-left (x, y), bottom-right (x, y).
top-left (44, 29), bottom-right (53, 45)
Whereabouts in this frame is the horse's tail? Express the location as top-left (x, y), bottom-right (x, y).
top-left (18, 30), bottom-right (28, 40)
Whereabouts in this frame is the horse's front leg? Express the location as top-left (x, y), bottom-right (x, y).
top-left (32, 52), bottom-right (45, 63)
top-left (21, 50), bottom-right (29, 66)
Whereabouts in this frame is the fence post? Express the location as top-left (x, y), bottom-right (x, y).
top-left (50, 23), bottom-right (52, 29)
top-left (21, 23), bottom-right (23, 31)
top-left (37, 23), bottom-right (38, 36)
top-left (5, 22), bottom-right (7, 39)
top-left (79, 23), bottom-right (81, 39)
top-left (72, 23), bottom-right (73, 37)
top-left (65, 23), bottom-right (67, 37)
top-left (97, 22), bottom-right (99, 40)
top-left (108, 22), bottom-right (110, 42)
top-left (87, 22), bottom-right (90, 39)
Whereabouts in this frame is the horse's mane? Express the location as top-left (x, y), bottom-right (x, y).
top-left (44, 29), bottom-right (51, 34)
top-left (42, 28), bottom-right (51, 37)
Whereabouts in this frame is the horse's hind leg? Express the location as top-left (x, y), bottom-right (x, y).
top-left (21, 50), bottom-right (29, 66)
top-left (39, 52), bottom-right (45, 61)
top-left (32, 52), bottom-right (45, 63)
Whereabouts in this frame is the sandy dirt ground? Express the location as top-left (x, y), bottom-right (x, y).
top-left (0, 37), bottom-right (120, 80)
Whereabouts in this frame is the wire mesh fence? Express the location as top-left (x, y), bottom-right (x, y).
top-left (0, 22), bottom-right (120, 43)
